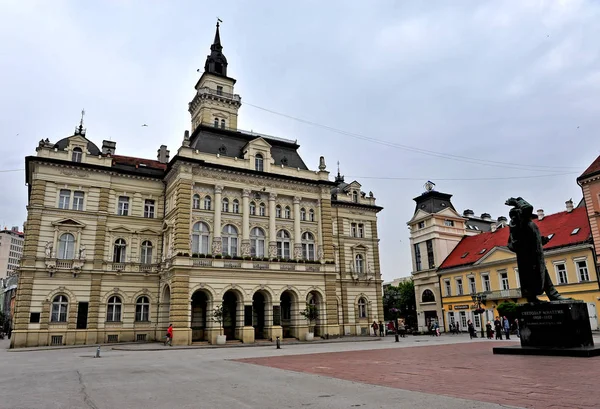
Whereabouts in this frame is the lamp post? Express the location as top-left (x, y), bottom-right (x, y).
top-left (471, 293), bottom-right (487, 339)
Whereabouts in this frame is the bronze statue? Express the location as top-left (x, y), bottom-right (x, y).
top-left (505, 197), bottom-right (569, 303)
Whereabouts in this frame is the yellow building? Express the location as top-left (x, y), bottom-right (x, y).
top-left (11, 24), bottom-right (383, 348)
top-left (438, 203), bottom-right (600, 333)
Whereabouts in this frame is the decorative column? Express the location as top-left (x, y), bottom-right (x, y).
top-left (212, 185), bottom-right (223, 255)
top-left (268, 192), bottom-right (277, 259)
top-left (52, 227), bottom-right (59, 258)
top-left (293, 196), bottom-right (302, 259)
top-left (316, 199), bottom-right (323, 261)
top-left (241, 189), bottom-right (251, 257)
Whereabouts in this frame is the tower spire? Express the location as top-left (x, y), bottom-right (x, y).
top-left (213, 18), bottom-right (222, 48)
top-left (203, 18), bottom-right (228, 76)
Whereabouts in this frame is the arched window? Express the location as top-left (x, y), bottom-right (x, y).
top-left (222, 224), bottom-right (238, 256)
top-left (232, 199), bottom-right (239, 213)
top-left (192, 194), bottom-right (200, 210)
top-left (309, 209), bottom-right (315, 222)
top-left (135, 296), bottom-right (150, 321)
top-left (204, 195), bottom-right (212, 210)
top-left (352, 191), bottom-right (358, 203)
top-left (72, 147), bottom-right (83, 162)
top-left (220, 119), bottom-right (226, 129)
top-left (57, 233), bottom-right (75, 259)
top-left (106, 296), bottom-right (122, 322)
top-left (51, 295), bottom-right (68, 322)
top-left (302, 232), bottom-right (315, 260)
top-left (213, 117), bottom-right (219, 128)
top-left (276, 230), bottom-right (291, 259)
top-left (275, 205), bottom-right (282, 218)
top-left (250, 227), bottom-right (265, 257)
top-left (255, 154), bottom-right (264, 172)
top-left (422, 289), bottom-right (436, 303)
top-left (222, 198), bottom-right (229, 212)
top-left (113, 239), bottom-right (127, 263)
top-left (140, 241), bottom-right (153, 264)
top-left (284, 206), bottom-right (291, 219)
top-left (250, 202), bottom-right (256, 215)
top-left (358, 297), bottom-right (367, 318)
top-left (355, 254), bottom-right (364, 274)
top-left (300, 208), bottom-right (306, 221)
top-left (259, 203), bottom-right (266, 216)
top-left (192, 222), bottom-right (210, 254)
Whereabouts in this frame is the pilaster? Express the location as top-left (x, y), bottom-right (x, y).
top-left (173, 180), bottom-right (193, 254)
top-left (94, 188), bottom-right (110, 269)
top-left (319, 197), bottom-right (335, 261)
top-left (13, 275), bottom-right (33, 330)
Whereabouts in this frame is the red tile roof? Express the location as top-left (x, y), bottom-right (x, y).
top-left (579, 154), bottom-right (600, 180)
top-left (439, 206), bottom-right (591, 270)
top-left (111, 155), bottom-right (167, 170)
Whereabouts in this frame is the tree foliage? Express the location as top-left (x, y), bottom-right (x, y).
top-left (383, 279), bottom-right (417, 327)
top-left (496, 301), bottom-right (519, 323)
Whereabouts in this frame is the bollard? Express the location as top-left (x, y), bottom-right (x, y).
top-left (95, 345), bottom-right (101, 358)
top-left (276, 336), bottom-right (281, 349)
top-left (395, 333), bottom-right (399, 342)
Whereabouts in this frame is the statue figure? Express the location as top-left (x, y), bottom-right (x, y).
top-left (45, 242), bottom-right (52, 258)
top-left (505, 197), bottom-right (569, 303)
top-left (79, 245), bottom-right (86, 260)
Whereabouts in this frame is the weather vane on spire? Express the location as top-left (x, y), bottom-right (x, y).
top-left (75, 108), bottom-right (86, 136)
top-left (217, 17), bottom-right (222, 27)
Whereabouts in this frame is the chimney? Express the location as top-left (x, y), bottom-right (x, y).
top-left (481, 213), bottom-right (491, 221)
top-left (463, 209), bottom-right (474, 217)
top-left (566, 199), bottom-right (574, 213)
top-left (157, 145), bottom-right (170, 164)
top-left (490, 223), bottom-right (497, 232)
top-left (182, 130), bottom-right (190, 147)
top-left (497, 216), bottom-right (508, 227)
top-left (537, 209), bottom-right (545, 220)
top-left (102, 140), bottom-right (116, 155)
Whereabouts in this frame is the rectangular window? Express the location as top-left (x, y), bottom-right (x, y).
top-left (358, 224), bottom-right (364, 238)
top-left (500, 271), bottom-right (509, 290)
top-left (351, 223), bottom-right (357, 237)
top-left (444, 279), bottom-right (451, 296)
top-left (426, 239), bottom-right (435, 269)
top-left (444, 219), bottom-right (454, 227)
top-left (473, 313), bottom-right (481, 328)
top-left (481, 274), bottom-right (491, 292)
top-left (460, 312), bottom-right (467, 329)
top-left (468, 276), bottom-right (476, 294)
top-left (144, 199), bottom-right (155, 218)
top-left (216, 85), bottom-right (223, 95)
top-left (418, 221), bottom-right (425, 229)
top-left (555, 263), bottom-right (568, 284)
top-left (72, 191), bottom-right (84, 210)
top-left (29, 312), bottom-right (40, 323)
top-left (576, 260), bottom-right (590, 282)
top-left (58, 189), bottom-right (71, 209)
top-left (277, 241), bottom-right (290, 259)
top-left (456, 278), bottom-right (464, 295)
top-left (118, 196), bottom-right (130, 216)
top-left (414, 243), bottom-right (422, 271)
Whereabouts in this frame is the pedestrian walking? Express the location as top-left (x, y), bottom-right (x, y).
top-left (514, 318), bottom-right (520, 338)
top-left (503, 316), bottom-right (511, 340)
top-left (494, 316), bottom-right (503, 340)
top-left (165, 323), bottom-right (173, 346)
top-left (379, 320), bottom-right (385, 337)
top-left (372, 321), bottom-right (379, 337)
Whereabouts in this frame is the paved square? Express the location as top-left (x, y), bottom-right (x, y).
top-left (237, 340), bottom-right (600, 409)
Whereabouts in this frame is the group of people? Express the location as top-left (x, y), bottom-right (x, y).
top-left (486, 316), bottom-right (519, 340)
top-left (371, 319), bottom-right (407, 337)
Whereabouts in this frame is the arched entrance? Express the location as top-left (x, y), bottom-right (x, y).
top-left (280, 291), bottom-right (296, 338)
top-left (191, 290), bottom-right (209, 342)
top-left (307, 291), bottom-right (323, 337)
top-left (252, 291), bottom-right (268, 340)
top-left (223, 290), bottom-right (240, 340)
top-left (160, 285), bottom-right (171, 329)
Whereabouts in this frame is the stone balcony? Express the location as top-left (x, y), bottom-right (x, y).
top-left (167, 255), bottom-right (333, 273)
top-left (482, 288), bottom-right (522, 301)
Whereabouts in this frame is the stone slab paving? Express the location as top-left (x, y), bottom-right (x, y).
top-left (237, 340), bottom-right (600, 409)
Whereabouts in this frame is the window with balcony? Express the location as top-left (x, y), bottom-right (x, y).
top-left (576, 260), bottom-right (590, 282)
top-left (144, 199), bottom-right (155, 218)
top-left (250, 202), bottom-right (256, 215)
top-left (59, 189), bottom-right (71, 209)
top-left (222, 225), bottom-right (238, 256)
top-left (555, 263), bottom-right (568, 284)
top-left (113, 239), bottom-right (127, 263)
top-left (232, 199), bottom-right (239, 213)
top-left (222, 198), bottom-right (229, 213)
top-left (57, 233), bottom-right (75, 259)
top-left (276, 205), bottom-right (282, 218)
top-left (284, 206), bottom-right (291, 219)
top-left (302, 232), bottom-right (315, 260)
top-left (192, 194), bottom-right (200, 210)
top-left (204, 196), bottom-right (212, 210)
top-left (117, 196), bottom-right (129, 216)
top-left (499, 271), bottom-right (509, 290)
top-left (300, 208), bottom-right (306, 221)
top-left (140, 241), bottom-right (153, 264)
top-left (276, 229), bottom-right (291, 259)
top-left (259, 203), bottom-right (266, 216)
top-left (355, 254), bottom-right (364, 274)
top-left (250, 227), bottom-right (265, 257)
top-left (191, 222), bottom-right (210, 255)
top-left (456, 278), bottom-right (464, 295)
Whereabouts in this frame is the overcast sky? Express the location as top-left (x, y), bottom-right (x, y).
top-left (1, 0), bottom-right (599, 281)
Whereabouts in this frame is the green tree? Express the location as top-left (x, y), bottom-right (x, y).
top-left (383, 279), bottom-right (417, 328)
top-left (497, 301), bottom-right (519, 323)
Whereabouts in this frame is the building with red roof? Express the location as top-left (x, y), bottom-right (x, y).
top-left (437, 203), bottom-right (599, 333)
top-left (578, 153), bottom-right (600, 267)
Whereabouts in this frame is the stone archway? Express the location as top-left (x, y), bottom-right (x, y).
top-left (307, 290), bottom-right (324, 337)
top-left (191, 290), bottom-right (210, 342)
top-left (280, 290), bottom-right (298, 338)
top-left (222, 290), bottom-right (243, 340)
top-left (160, 285), bottom-right (171, 330)
top-left (252, 291), bottom-right (268, 340)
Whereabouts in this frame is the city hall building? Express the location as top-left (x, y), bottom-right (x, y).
top-left (11, 25), bottom-right (383, 348)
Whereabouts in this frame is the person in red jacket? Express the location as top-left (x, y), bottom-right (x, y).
top-left (165, 324), bottom-right (173, 346)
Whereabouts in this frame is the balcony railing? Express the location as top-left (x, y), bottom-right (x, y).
top-left (482, 288), bottom-right (522, 300)
top-left (172, 255), bottom-right (332, 272)
top-left (56, 260), bottom-right (73, 269)
top-left (197, 87), bottom-right (241, 102)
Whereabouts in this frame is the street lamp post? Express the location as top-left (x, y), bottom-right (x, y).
top-left (471, 293), bottom-right (487, 339)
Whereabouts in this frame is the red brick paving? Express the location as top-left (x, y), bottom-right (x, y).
top-left (236, 341), bottom-right (600, 409)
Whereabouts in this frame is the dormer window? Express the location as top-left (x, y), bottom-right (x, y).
top-left (547, 233), bottom-right (555, 240)
top-left (352, 191), bottom-right (358, 203)
top-left (72, 147), bottom-right (83, 163)
top-left (461, 252), bottom-right (469, 258)
top-left (255, 154), bottom-right (264, 172)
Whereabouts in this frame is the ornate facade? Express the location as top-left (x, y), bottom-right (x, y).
top-left (11, 24), bottom-right (383, 348)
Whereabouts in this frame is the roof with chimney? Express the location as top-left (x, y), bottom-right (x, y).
top-left (578, 154), bottom-right (600, 181)
top-left (438, 206), bottom-right (591, 271)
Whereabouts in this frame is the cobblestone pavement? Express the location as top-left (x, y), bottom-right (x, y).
top-left (237, 340), bottom-right (600, 409)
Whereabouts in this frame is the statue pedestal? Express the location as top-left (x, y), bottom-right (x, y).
top-left (493, 301), bottom-right (600, 357)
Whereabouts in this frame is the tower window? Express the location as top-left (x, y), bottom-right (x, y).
top-left (215, 63), bottom-right (223, 75)
top-left (216, 85), bottom-right (223, 95)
